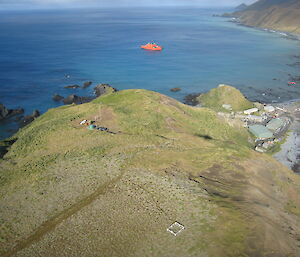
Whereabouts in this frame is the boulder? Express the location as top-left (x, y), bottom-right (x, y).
top-left (9, 108), bottom-right (24, 117)
top-left (94, 84), bottom-right (117, 97)
top-left (63, 94), bottom-right (82, 105)
top-left (80, 96), bottom-right (94, 104)
top-left (170, 87), bottom-right (181, 92)
top-left (32, 110), bottom-right (40, 118)
top-left (83, 81), bottom-right (93, 88)
top-left (52, 94), bottom-right (64, 102)
top-left (62, 94), bottom-right (94, 105)
top-left (183, 93), bottom-right (201, 106)
top-left (64, 84), bottom-right (80, 89)
top-left (21, 110), bottom-right (40, 126)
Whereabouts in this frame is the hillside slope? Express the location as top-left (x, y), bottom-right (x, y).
top-left (0, 89), bottom-right (300, 257)
top-left (233, 0), bottom-right (300, 34)
top-left (197, 84), bottom-right (254, 112)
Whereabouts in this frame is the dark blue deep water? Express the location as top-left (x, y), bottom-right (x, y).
top-left (0, 7), bottom-right (300, 139)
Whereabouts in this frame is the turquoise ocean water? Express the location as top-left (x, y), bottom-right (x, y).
top-left (0, 7), bottom-right (299, 139)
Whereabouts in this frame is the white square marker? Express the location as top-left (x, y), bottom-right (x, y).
top-left (167, 222), bottom-right (185, 236)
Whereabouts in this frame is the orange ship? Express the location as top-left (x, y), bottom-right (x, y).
top-left (141, 42), bottom-right (163, 51)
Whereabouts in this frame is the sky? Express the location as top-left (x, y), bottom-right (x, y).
top-left (0, 0), bottom-right (257, 9)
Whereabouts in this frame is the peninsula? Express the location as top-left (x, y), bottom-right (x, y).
top-left (1, 86), bottom-right (300, 257)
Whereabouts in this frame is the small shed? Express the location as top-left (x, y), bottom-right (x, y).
top-left (266, 118), bottom-right (284, 132)
top-left (264, 105), bottom-right (275, 112)
top-left (244, 108), bottom-right (258, 115)
top-left (245, 115), bottom-right (264, 123)
top-left (248, 125), bottom-right (273, 139)
top-left (222, 104), bottom-right (232, 111)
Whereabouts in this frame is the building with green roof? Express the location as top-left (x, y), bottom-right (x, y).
top-left (266, 118), bottom-right (284, 133)
top-left (248, 125), bottom-right (274, 140)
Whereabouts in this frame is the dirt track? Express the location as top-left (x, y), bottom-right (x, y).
top-left (1, 171), bottom-right (125, 257)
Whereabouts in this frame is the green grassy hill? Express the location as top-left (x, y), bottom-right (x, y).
top-left (0, 89), bottom-right (300, 257)
top-left (197, 84), bottom-right (254, 112)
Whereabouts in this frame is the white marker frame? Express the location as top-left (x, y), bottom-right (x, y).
top-left (167, 222), bottom-right (185, 236)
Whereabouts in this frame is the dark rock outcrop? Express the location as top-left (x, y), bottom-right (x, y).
top-left (0, 103), bottom-right (24, 121)
top-left (9, 108), bottom-right (24, 117)
top-left (62, 94), bottom-right (94, 105)
top-left (21, 110), bottom-right (40, 126)
top-left (170, 87), bottom-right (181, 92)
top-left (0, 103), bottom-right (9, 120)
top-left (79, 96), bottom-right (94, 104)
top-left (94, 84), bottom-right (117, 97)
top-left (53, 83), bottom-right (117, 105)
top-left (0, 138), bottom-right (17, 159)
top-left (63, 94), bottom-right (82, 105)
top-left (183, 93), bottom-right (201, 106)
top-left (83, 81), bottom-right (93, 88)
top-left (64, 84), bottom-right (80, 89)
top-left (52, 94), bottom-right (64, 102)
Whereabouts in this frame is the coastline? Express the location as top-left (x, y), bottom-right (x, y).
top-left (2, 85), bottom-right (300, 174)
top-left (218, 14), bottom-right (300, 173)
top-left (272, 100), bottom-right (300, 173)
top-left (1, 7), bottom-right (300, 256)
top-left (228, 17), bottom-right (300, 41)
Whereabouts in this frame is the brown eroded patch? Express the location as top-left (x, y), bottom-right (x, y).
top-left (159, 94), bottom-right (179, 107)
top-left (75, 106), bottom-right (119, 132)
top-left (238, 157), bottom-right (300, 256)
top-left (196, 164), bottom-right (247, 185)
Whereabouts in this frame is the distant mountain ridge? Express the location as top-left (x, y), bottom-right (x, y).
top-left (232, 0), bottom-right (300, 34)
top-left (235, 3), bottom-right (248, 11)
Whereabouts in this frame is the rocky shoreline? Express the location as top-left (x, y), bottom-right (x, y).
top-left (273, 101), bottom-right (300, 173)
top-left (52, 83), bottom-right (117, 105)
top-left (0, 104), bottom-right (24, 121)
top-left (218, 11), bottom-right (300, 42)
top-left (0, 103), bottom-right (41, 126)
top-left (0, 83), bottom-right (117, 140)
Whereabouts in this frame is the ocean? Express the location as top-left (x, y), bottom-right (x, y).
top-left (0, 7), bottom-right (300, 139)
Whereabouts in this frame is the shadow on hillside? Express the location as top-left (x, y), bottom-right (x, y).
top-left (195, 134), bottom-right (213, 140)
